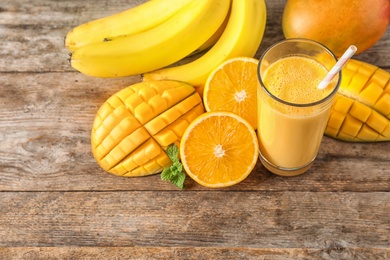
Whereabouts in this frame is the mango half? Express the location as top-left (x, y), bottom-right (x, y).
top-left (326, 59), bottom-right (390, 142)
top-left (91, 80), bottom-right (204, 176)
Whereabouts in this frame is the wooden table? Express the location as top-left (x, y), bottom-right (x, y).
top-left (1, 0), bottom-right (389, 259)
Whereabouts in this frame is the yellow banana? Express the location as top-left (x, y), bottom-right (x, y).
top-left (65, 0), bottom-right (193, 51)
top-left (70, 0), bottom-right (231, 78)
top-left (189, 7), bottom-right (230, 56)
top-left (142, 0), bottom-right (267, 93)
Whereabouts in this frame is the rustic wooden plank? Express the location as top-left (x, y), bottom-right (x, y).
top-left (0, 25), bottom-right (71, 73)
top-left (0, 0), bottom-right (389, 257)
top-left (0, 0), bottom-right (146, 25)
top-left (0, 191), bottom-right (389, 249)
top-left (0, 0), bottom-right (146, 73)
top-left (1, 247), bottom-right (389, 260)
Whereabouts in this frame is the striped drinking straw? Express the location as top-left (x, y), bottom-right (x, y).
top-left (317, 45), bottom-right (357, 90)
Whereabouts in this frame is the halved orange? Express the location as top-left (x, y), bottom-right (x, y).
top-left (180, 111), bottom-right (259, 188)
top-left (203, 57), bottom-right (259, 129)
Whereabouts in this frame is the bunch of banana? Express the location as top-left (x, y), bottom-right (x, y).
top-left (67, 0), bottom-right (231, 77)
top-left (66, 0), bottom-right (267, 85)
top-left (143, 0), bottom-right (267, 93)
top-left (65, 0), bottom-right (193, 51)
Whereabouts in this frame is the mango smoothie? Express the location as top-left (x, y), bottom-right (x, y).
top-left (257, 41), bottom-right (340, 176)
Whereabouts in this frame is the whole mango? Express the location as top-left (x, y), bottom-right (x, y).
top-left (91, 80), bottom-right (204, 177)
top-left (282, 0), bottom-right (390, 56)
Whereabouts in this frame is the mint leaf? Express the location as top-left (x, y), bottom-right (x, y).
top-left (171, 171), bottom-right (186, 190)
top-left (161, 143), bottom-right (185, 189)
top-left (166, 143), bottom-right (179, 162)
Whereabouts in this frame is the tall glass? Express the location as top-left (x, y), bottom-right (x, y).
top-left (257, 39), bottom-right (341, 176)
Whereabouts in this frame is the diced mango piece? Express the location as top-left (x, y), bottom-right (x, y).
top-left (340, 115), bottom-right (363, 137)
top-left (92, 105), bottom-right (133, 147)
top-left (115, 86), bottom-right (136, 103)
top-left (94, 115), bottom-right (142, 160)
top-left (120, 139), bottom-right (165, 175)
top-left (132, 140), bottom-right (160, 166)
top-left (337, 131), bottom-right (357, 142)
top-left (368, 68), bottom-right (390, 89)
top-left (95, 100), bottom-right (116, 124)
top-left (122, 149), bottom-right (172, 177)
top-left (100, 127), bottom-right (150, 170)
top-left (144, 93), bottom-right (202, 135)
top-left (123, 81), bottom-right (195, 124)
top-left (356, 125), bottom-right (379, 141)
top-left (357, 61), bottom-right (377, 78)
top-left (380, 125), bottom-right (390, 140)
top-left (340, 67), bottom-right (355, 88)
top-left (327, 110), bottom-right (346, 130)
top-left (360, 82), bottom-right (383, 106)
top-left (385, 80), bottom-right (390, 95)
top-left (326, 59), bottom-right (390, 142)
top-left (366, 111), bottom-right (389, 135)
top-left (133, 102), bottom-right (156, 125)
top-left (325, 126), bottom-right (339, 137)
top-left (153, 104), bottom-right (204, 147)
top-left (136, 83), bottom-right (158, 101)
top-left (347, 72), bottom-right (370, 95)
top-left (349, 101), bottom-right (371, 122)
top-left (345, 58), bottom-right (362, 72)
top-left (333, 94), bottom-right (354, 114)
top-left (145, 109), bottom-right (180, 136)
top-left (91, 80), bottom-right (204, 177)
top-left (109, 164), bottom-right (128, 176)
top-left (375, 93), bottom-right (390, 119)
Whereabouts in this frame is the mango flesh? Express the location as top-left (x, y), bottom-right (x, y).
top-left (282, 0), bottom-right (390, 56)
top-left (325, 59), bottom-right (390, 142)
top-left (91, 80), bottom-right (204, 177)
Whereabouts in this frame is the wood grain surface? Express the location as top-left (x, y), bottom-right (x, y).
top-left (1, 0), bottom-right (389, 259)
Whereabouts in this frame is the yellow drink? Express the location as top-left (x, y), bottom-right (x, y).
top-left (262, 57), bottom-right (332, 104)
top-left (257, 39), bottom-right (340, 176)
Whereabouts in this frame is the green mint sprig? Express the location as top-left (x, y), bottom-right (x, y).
top-left (161, 143), bottom-right (185, 189)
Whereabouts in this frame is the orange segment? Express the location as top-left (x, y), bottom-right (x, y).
top-left (180, 111), bottom-right (259, 188)
top-left (203, 57), bottom-right (259, 129)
